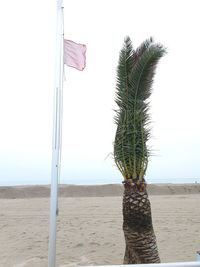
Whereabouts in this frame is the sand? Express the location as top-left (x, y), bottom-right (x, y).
top-left (0, 184), bottom-right (200, 267)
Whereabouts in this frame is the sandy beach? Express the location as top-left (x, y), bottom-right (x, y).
top-left (0, 184), bottom-right (200, 267)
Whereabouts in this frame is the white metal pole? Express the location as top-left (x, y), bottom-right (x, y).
top-left (48, 0), bottom-right (64, 266)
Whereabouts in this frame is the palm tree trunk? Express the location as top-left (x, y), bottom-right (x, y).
top-left (122, 182), bottom-right (160, 264)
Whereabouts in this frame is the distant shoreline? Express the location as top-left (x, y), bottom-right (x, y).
top-left (0, 183), bottom-right (200, 199)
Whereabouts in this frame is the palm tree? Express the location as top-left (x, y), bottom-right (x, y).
top-left (114, 36), bottom-right (166, 264)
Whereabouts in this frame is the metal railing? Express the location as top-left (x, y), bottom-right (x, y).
top-left (83, 263), bottom-right (200, 267)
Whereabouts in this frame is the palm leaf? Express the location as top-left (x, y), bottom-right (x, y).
top-left (114, 37), bottom-right (166, 181)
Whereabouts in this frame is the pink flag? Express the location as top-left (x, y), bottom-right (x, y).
top-left (64, 39), bottom-right (86, 71)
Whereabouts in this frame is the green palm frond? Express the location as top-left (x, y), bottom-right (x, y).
top-left (114, 36), bottom-right (166, 181)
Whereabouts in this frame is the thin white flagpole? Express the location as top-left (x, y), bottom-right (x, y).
top-left (48, 0), bottom-right (64, 266)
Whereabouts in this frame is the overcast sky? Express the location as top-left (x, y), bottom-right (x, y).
top-left (0, 0), bottom-right (200, 185)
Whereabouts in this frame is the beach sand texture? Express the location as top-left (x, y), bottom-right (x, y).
top-left (0, 184), bottom-right (200, 267)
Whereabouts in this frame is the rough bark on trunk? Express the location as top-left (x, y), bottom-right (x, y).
top-left (123, 183), bottom-right (160, 264)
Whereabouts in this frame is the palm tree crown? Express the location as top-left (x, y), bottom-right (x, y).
top-left (114, 36), bottom-right (166, 182)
